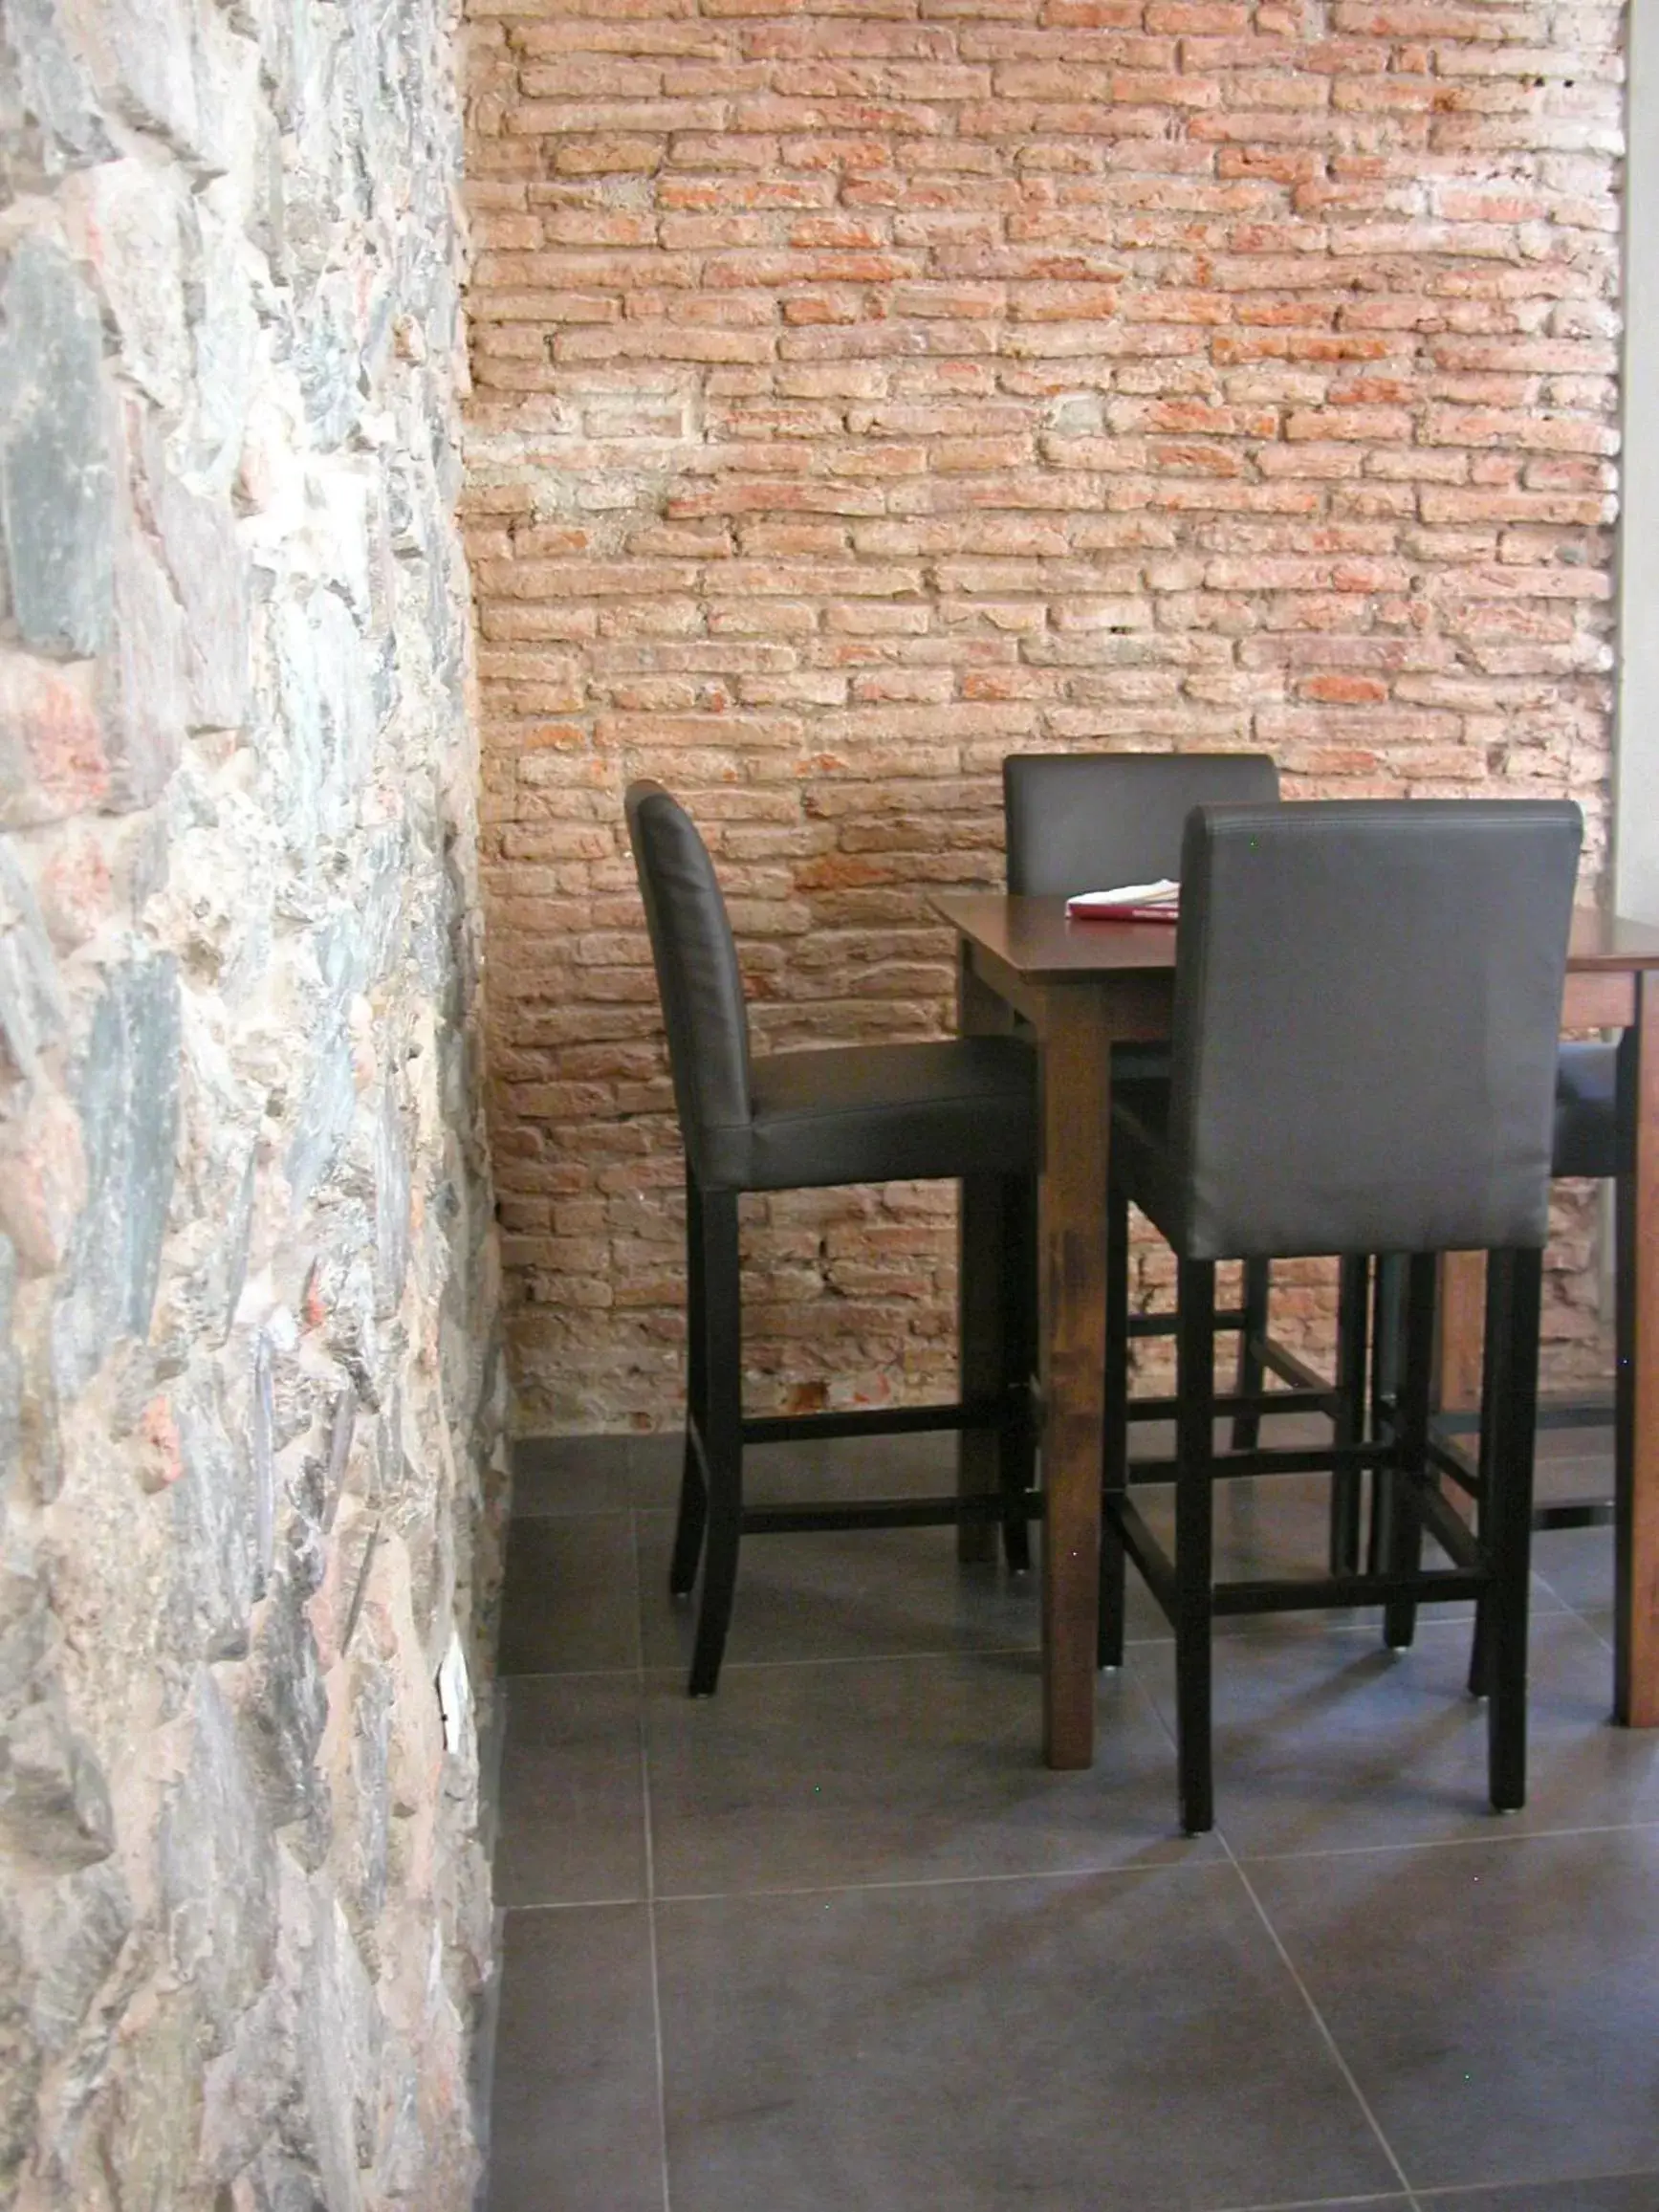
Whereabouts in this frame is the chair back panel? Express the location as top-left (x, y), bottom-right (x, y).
top-left (625, 783), bottom-right (753, 1168)
top-left (1170, 799), bottom-right (1583, 1258)
top-left (1003, 752), bottom-right (1280, 895)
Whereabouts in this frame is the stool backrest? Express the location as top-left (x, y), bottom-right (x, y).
top-left (1170, 799), bottom-right (1583, 1259)
top-left (625, 782), bottom-right (753, 1170)
top-left (1003, 752), bottom-right (1279, 895)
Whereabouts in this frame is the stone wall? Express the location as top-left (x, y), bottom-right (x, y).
top-left (1, 1), bottom-right (506, 2205)
top-left (464, 0), bottom-right (1623, 1432)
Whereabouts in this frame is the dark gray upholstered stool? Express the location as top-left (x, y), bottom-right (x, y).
top-left (1002, 751), bottom-right (1296, 1451)
top-left (1530, 1040), bottom-right (1626, 1531)
top-left (1329, 1040), bottom-right (1626, 1588)
top-left (625, 781), bottom-right (1041, 1695)
top-left (1101, 799), bottom-right (1583, 1833)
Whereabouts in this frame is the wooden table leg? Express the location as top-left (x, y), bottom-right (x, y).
top-left (1437, 1252), bottom-right (1487, 1416)
top-left (957, 945), bottom-right (1014, 1566)
top-left (1037, 988), bottom-right (1112, 1769)
top-left (1616, 970), bottom-right (1659, 1725)
top-left (1433, 1250), bottom-right (1486, 1536)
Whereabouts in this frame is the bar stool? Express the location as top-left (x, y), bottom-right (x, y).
top-left (1363, 1039), bottom-right (1630, 1703)
top-left (1002, 751), bottom-right (1301, 1450)
top-left (1538, 1041), bottom-right (1627, 1541)
top-left (625, 782), bottom-right (1041, 1695)
top-left (1331, 1042), bottom-right (1626, 1565)
top-left (1099, 799), bottom-right (1583, 1832)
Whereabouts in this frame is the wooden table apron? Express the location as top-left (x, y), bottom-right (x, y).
top-left (939, 894), bottom-right (1659, 1767)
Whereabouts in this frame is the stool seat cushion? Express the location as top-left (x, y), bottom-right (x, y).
top-left (1125, 1040), bottom-right (1623, 1210)
top-left (698, 1036), bottom-right (1037, 1193)
top-left (1554, 1041), bottom-right (1622, 1180)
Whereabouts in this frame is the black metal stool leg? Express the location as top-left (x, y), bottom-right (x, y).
top-left (1485, 1247), bottom-right (1541, 1811)
top-left (1328, 1255), bottom-right (1370, 1575)
top-left (688, 1189), bottom-right (743, 1697)
top-left (1176, 1259), bottom-right (1217, 1835)
top-left (1364, 1255), bottom-right (1405, 1574)
top-left (1229, 1259), bottom-right (1271, 1451)
top-left (1467, 1280), bottom-right (1501, 1701)
top-left (1099, 1179), bottom-right (1131, 1669)
top-left (670, 1170), bottom-right (709, 1596)
top-left (1614, 1026), bottom-right (1638, 1724)
top-left (1383, 1254), bottom-right (1437, 1653)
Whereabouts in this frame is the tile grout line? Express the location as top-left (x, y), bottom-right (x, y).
top-left (1202, 2193), bottom-right (1416, 2212)
top-left (1127, 1659), bottom-right (1426, 2211)
top-left (647, 1851), bottom-right (1220, 1909)
top-left (1415, 2162), bottom-right (1659, 2201)
top-left (1231, 1814), bottom-right (1659, 1870)
top-left (1539, 1572), bottom-right (1617, 1657)
top-left (1223, 1838), bottom-right (1425, 2212)
top-left (631, 1505), bottom-right (675, 2212)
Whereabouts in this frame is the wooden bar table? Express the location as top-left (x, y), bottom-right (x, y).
top-left (936, 893), bottom-right (1659, 1767)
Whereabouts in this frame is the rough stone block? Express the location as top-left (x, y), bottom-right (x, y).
top-left (0, 1087), bottom-right (86, 1275)
top-left (198, 1977), bottom-right (294, 2185)
top-left (168, 1376), bottom-right (258, 1662)
top-left (294, 270), bottom-right (369, 451)
top-left (295, 1885), bottom-right (382, 2200)
top-left (160, 1670), bottom-right (275, 2033)
top-left (51, 956), bottom-right (182, 1399)
top-left (0, 843), bottom-right (67, 1083)
top-left (18, 1857), bottom-right (130, 2052)
top-left (144, 423), bottom-right (250, 730)
top-left (187, 0), bottom-right (261, 182)
top-left (0, 652), bottom-right (110, 825)
top-left (273, 594), bottom-right (378, 860)
top-left (63, 157), bottom-right (189, 413)
top-left (0, 0), bottom-right (109, 173)
top-left (185, 185), bottom-right (258, 493)
top-left (1, 1694), bottom-right (115, 1870)
top-left (241, 1546), bottom-right (330, 1848)
top-left (56, 0), bottom-right (195, 151)
top-left (102, 461), bottom-right (189, 809)
top-left (0, 234), bottom-right (113, 658)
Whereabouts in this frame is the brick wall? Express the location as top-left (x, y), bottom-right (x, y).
top-left (463, 0), bottom-right (1624, 1433)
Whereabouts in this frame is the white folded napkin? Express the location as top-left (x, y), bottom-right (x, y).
top-left (1064, 878), bottom-right (1180, 919)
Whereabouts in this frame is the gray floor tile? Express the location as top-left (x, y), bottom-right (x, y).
top-left (1533, 1521), bottom-right (1616, 1620)
top-left (638, 1515), bottom-right (1043, 1671)
top-left (487, 1905), bottom-right (664, 2212)
top-left (1534, 1444), bottom-right (1616, 1496)
top-left (1574, 1606), bottom-right (1616, 1654)
top-left (735, 1428), bottom-right (965, 1501)
top-left (1136, 1473), bottom-right (1449, 1632)
top-left (1419, 2177), bottom-right (1659, 2209)
top-left (512, 1433), bottom-right (683, 1518)
top-left (1249, 1829), bottom-right (1659, 2193)
top-left (512, 1433), bottom-right (636, 1517)
top-left (646, 1649), bottom-right (1219, 1896)
top-left (1133, 1609), bottom-right (1659, 1859)
top-left (494, 1676), bottom-right (646, 1909)
top-left (655, 1866), bottom-right (1400, 2212)
top-left (1534, 1416), bottom-right (1616, 1464)
top-left (1130, 1473), bottom-right (1568, 1640)
top-left (629, 1433), bottom-right (685, 1507)
top-left (498, 1515), bottom-right (641, 1675)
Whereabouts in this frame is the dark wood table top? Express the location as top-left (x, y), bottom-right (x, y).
top-left (935, 893), bottom-right (1659, 983)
